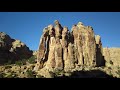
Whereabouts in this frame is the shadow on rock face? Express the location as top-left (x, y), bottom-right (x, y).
top-left (96, 44), bottom-right (106, 67)
top-left (55, 70), bottom-right (115, 78)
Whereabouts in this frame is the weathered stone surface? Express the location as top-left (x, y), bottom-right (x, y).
top-left (61, 27), bottom-right (68, 48)
top-left (103, 48), bottom-right (120, 67)
top-left (45, 36), bottom-right (56, 71)
top-left (0, 32), bottom-right (33, 64)
top-left (54, 20), bottom-right (63, 39)
top-left (37, 27), bottom-right (49, 63)
top-left (35, 20), bottom-right (105, 73)
top-left (72, 23), bottom-right (97, 67)
top-left (55, 38), bottom-right (63, 70)
top-left (64, 43), bottom-right (75, 72)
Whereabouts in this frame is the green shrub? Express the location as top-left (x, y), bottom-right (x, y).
top-left (26, 69), bottom-right (35, 78)
top-left (53, 69), bottom-right (64, 77)
top-left (27, 56), bottom-right (36, 64)
top-left (21, 59), bottom-right (27, 65)
top-left (15, 61), bottom-right (23, 66)
top-left (5, 73), bottom-right (13, 78)
top-left (5, 73), bottom-right (17, 78)
top-left (117, 66), bottom-right (120, 70)
top-left (15, 56), bottom-right (36, 66)
top-left (0, 73), bottom-right (4, 78)
top-left (109, 71), bottom-right (113, 76)
top-left (0, 38), bottom-right (3, 42)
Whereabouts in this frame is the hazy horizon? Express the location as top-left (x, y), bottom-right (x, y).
top-left (0, 12), bottom-right (120, 50)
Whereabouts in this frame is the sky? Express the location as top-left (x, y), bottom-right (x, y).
top-left (0, 12), bottom-right (120, 50)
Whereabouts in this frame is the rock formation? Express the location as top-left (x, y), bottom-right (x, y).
top-left (35, 20), bottom-right (105, 72)
top-left (1, 21), bottom-right (120, 78)
top-left (95, 35), bottom-right (105, 66)
top-left (103, 48), bottom-right (120, 67)
top-left (0, 32), bottom-right (33, 64)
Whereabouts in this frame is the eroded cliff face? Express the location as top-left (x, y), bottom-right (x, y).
top-left (35, 20), bottom-right (105, 72)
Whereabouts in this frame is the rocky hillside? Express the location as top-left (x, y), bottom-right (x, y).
top-left (0, 20), bottom-right (120, 78)
top-left (0, 32), bottom-right (33, 64)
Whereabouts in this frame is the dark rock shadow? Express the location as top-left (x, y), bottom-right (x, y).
top-left (55, 70), bottom-right (115, 78)
top-left (96, 44), bottom-right (106, 66)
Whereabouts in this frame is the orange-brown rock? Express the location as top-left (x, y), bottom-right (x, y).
top-left (35, 20), bottom-right (105, 72)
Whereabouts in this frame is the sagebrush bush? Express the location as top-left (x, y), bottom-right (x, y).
top-left (26, 69), bottom-right (36, 78)
top-left (53, 69), bottom-right (64, 77)
top-left (27, 56), bottom-right (36, 64)
top-left (15, 61), bottom-right (23, 66)
top-left (0, 73), bottom-right (4, 78)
